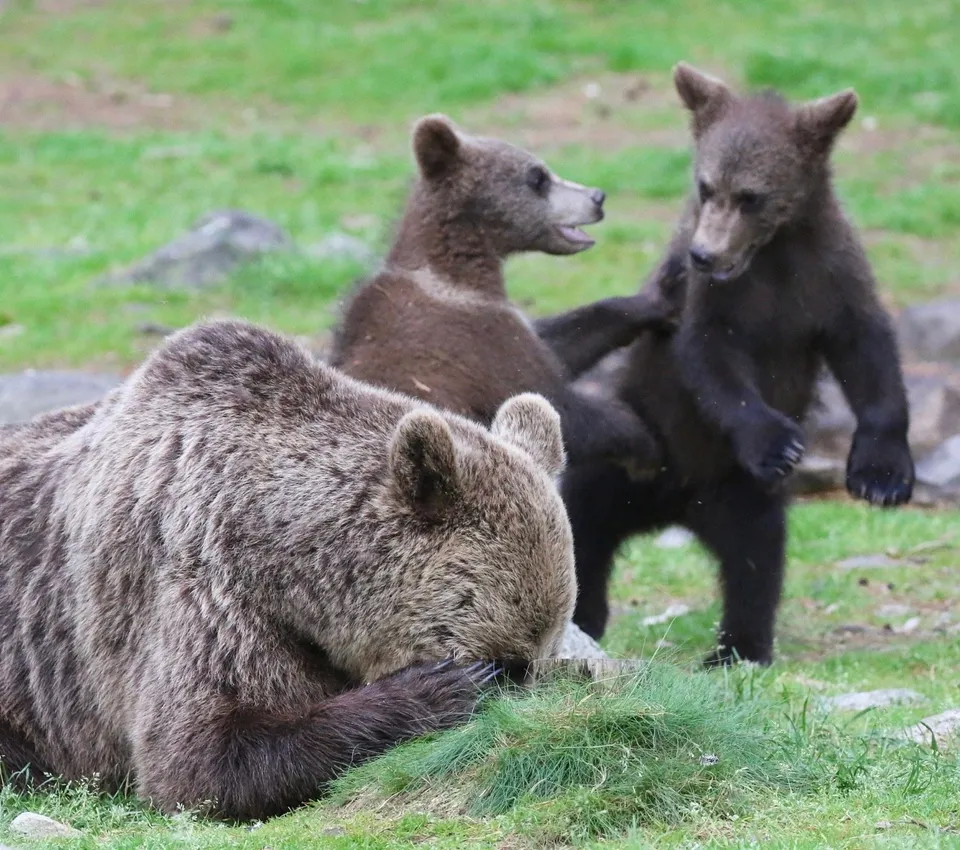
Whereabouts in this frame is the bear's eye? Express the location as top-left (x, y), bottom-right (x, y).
top-left (736, 191), bottom-right (765, 213)
top-left (526, 166), bottom-right (550, 195)
top-left (697, 179), bottom-right (714, 203)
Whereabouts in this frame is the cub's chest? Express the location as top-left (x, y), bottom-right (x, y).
top-left (703, 271), bottom-right (830, 355)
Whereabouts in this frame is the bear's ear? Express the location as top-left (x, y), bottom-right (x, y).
top-left (794, 89), bottom-right (858, 156)
top-left (389, 410), bottom-right (461, 517)
top-left (413, 114), bottom-right (462, 179)
top-left (492, 393), bottom-right (566, 478)
top-left (673, 62), bottom-right (731, 115)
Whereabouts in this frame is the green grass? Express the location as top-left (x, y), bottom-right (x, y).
top-left (1, 0), bottom-right (959, 369)
top-left (3, 502), bottom-right (959, 848)
top-left (2, 0), bottom-right (960, 847)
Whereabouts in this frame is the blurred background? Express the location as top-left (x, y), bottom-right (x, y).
top-left (1, 0), bottom-right (957, 376)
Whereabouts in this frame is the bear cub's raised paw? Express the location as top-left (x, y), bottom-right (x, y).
top-left (736, 413), bottom-right (806, 488)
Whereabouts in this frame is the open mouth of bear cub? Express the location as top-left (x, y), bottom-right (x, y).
top-left (555, 224), bottom-right (596, 249)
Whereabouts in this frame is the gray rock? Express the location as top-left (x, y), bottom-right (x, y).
top-left (0, 370), bottom-right (121, 425)
top-left (303, 232), bottom-right (375, 267)
top-left (915, 434), bottom-right (960, 490)
top-left (804, 366), bottom-right (960, 462)
top-left (900, 708), bottom-right (960, 747)
top-left (554, 620), bottom-right (608, 660)
top-left (99, 210), bottom-right (292, 290)
top-left (10, 812), bottom-right (80, 838)
top-left (818, 688), bottom-right (926, 712)
top-left (898, 297), bottom-right (960, 362)
top-left (790, 453), bottom-right (846, 496)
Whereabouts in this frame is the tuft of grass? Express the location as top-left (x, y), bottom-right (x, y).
top-left (329, 664), bottom-right (823, 843)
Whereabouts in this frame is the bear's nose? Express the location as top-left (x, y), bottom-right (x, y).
top-left (689, 246), bottom-right (715, 272)
top-left (590, 188), bottom-right (606, 207)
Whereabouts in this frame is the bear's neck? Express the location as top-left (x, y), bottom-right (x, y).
top-left (385, 190), bottom-right (508, 301)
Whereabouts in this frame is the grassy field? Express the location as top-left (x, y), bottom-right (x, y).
top-left (2, 0), bottom-right (960, 848)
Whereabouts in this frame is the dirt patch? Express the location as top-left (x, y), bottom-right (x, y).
top-left (465, 71), bottom-right (689, 153)
top-left (0, 72), bottom-right (199, 132)
top-left (35, 0), bottom-right (107, 13)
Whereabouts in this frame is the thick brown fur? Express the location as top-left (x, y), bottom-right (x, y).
top-left (565, 64), bottom-right (914, 665)
top-left (0, 319), bottom-right (576, 820)
top-left (329, 114), bottom-right (677, 472)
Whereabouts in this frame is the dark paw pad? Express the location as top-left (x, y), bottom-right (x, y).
top-left (846, 436), bottom-right (915, 507)
top-left (744, 420), bottom-right (805, 487)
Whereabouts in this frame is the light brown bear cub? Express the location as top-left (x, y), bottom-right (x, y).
top-left (330, 114), bottom-right (676, 472)
top-left (0, 320), bottom-right (576, 821)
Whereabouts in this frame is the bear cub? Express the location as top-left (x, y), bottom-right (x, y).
top-left (564, 64), bottom-right (914, 665)
top-left (330, 114), bottom-right (676, 473)
top-left (0, 320), bottom-right (576, 821)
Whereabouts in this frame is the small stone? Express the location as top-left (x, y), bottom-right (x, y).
top-left (895, 616), bottom-right (922, 634)
top-left (654, 526), bottom-right (695, 549)
top-left (97, 210), bottom-right (292, 290)
top-left (584, 82), bottom-right (602, 100)
top-left (900, 708), bottom-right (960, 747)
top-left (818, 689), bottom-right (926, 712)
top-left (322, 826), bottom-right (347, 837)
top-left (642, 603), bottom-right (691, 626)
top-left (876, 603), bottom-right (912, 618)
top-left (10, 812), bottom-right (80, 838)
top-left (837, 553), bottom-right (905, 570)
top-left (553, 620), bottom-right (608, 660)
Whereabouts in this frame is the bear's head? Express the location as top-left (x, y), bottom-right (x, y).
top-left (411, 113), bottom-right (606, 257)
top-left (355, 393), bottom-right (576, 682)
top-left (673, 61), bottom-right (857, 284)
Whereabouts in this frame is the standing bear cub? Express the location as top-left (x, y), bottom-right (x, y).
top-left (330, 114), bottom-right (676, 473)
top-left (564, 64), bottom-right (914, 665)
top-left (0, 320), bottom-right (576, 821)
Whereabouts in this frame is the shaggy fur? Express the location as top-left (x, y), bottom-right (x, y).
top-left (329, 114), bottom-right (676, 473)
top-left (565, 64), bottom-right (914, 665)
top-left (0, 320), bottom-right (576, 820)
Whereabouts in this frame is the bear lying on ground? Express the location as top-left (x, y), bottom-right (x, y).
top-left (564, 64), bottom-right (914, 665)
top-left (329, 114), bottom-right (676, 473)
top-left (0, 319), bottom-right (576, 821)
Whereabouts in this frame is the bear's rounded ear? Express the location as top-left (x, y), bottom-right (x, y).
top-left (492, 393), bottom-right (566, 478)
top-left (794, 89), bottom-right (858, 156)
top-left (413, 114), bottom-right (462, 179)
top-left (673, 62), bottom-right (731, 114)
top-left (389, 410), bottom-right (461, 517)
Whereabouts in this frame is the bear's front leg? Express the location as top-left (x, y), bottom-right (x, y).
top-left (674, 323), bottom-right (805, 488)
top-left (132, 660), bottom-right (495, 821)
top-left (822, 296), bottom-right (914, 507)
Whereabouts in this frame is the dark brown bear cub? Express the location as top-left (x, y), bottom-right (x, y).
top-left (330, 114), bottom-right (676, 472)
top-left (0, 320), bottom-right (576, 820)
top-left (564, 64), bottom-right (914, 665)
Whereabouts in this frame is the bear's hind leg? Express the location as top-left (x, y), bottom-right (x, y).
top-left (686, 471), bottom-right (787, 666)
